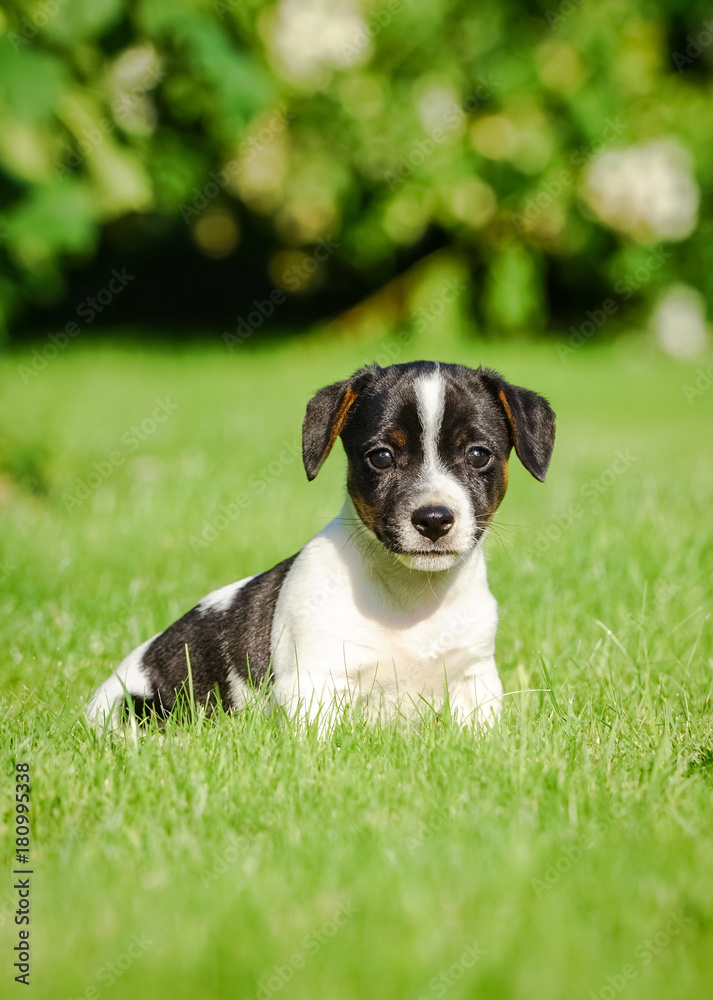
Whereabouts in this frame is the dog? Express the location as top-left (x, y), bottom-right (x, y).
top-left (88, 361), bottom-right (555, 730)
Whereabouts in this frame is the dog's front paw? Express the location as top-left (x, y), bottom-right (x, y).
top-left (450, 668), bottom-right (504, 728)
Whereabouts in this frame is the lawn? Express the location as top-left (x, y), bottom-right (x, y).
top-left (1, 328), bottom-right (712, 999)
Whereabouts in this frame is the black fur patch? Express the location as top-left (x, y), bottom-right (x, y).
top-left (136, 555), bottom-right (297, 715)
top-left (478, 369), bottom-right (556, 482)
top-left (342, 366), bottom-right (426, 549)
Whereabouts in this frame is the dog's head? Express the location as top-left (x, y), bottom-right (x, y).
top-left (303, 361), bottom-right (555, 571)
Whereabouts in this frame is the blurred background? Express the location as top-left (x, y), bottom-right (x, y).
top-left (3, 9), bottom-right (713, 996)
top-left (1, 0), bottom-right (713, 358)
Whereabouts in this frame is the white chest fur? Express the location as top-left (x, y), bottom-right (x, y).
top-left (270, 506), bottom-right (503, 725)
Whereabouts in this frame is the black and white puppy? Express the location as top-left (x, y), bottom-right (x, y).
top-left (88, 361), bottom-right (555, 730)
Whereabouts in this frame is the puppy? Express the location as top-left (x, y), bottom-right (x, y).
top-left (88, 361), bottom-right (555, 730)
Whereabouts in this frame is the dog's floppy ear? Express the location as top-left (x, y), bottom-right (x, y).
top-left (482, 369), bottom-right (556, 482)
top-left (302, 367), bottom-right (376, 481)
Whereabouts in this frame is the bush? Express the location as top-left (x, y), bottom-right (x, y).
top-left (1, 0), bottom-right (713, 339)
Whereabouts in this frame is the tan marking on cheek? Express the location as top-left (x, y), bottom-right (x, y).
top-left (493, 459), bottom-right (509, 509)
top-left (482, 461), bottom-right (509, 527)
top-left (351, 491), bottom-right (378, 533)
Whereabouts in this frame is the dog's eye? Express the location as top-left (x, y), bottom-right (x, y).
top-left (466, 446), bottom-right (492, 469)
top-left (367, 448), bottom-right (395, 470)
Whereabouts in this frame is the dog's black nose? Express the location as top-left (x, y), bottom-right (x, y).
top-left (411, 505), bottom-right (454, 541)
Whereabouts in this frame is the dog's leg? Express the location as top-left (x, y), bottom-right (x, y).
top-left (271, 671), bottom-right (349, 734)
top-left (448, 660), bottom-right (503, 727)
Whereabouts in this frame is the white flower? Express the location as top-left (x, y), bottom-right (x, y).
top-left (270, 0), bottom-right (369, 85)
top-left (107, 45), bottom-right (163, 135)
top-left (583, 140), bottom-right (699, 243)
top-left (417, 84), bottom-right (462, 135)
top-left (653, 284), bottom-right (709, 359)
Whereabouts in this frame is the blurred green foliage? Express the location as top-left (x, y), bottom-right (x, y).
top-left (1, 0), bottom-right (713, 339)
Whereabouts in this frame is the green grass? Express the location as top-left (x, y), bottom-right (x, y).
top-left (1, 329), bottom-right (712, 999)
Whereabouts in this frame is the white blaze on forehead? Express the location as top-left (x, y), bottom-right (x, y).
top-left (415, 368), bottom-right (446, 471)
top-left (407, 366), bottom-right (476, 555)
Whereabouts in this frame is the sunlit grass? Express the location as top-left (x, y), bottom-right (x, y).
top-left (1, 331), bottom-right (712, 999)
